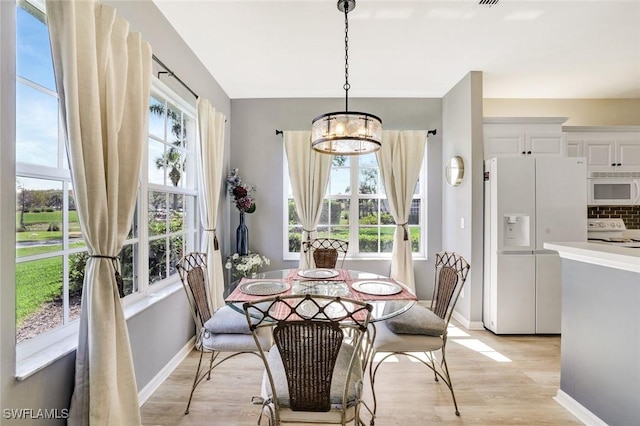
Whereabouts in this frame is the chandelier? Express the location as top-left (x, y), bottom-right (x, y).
top-left (311, 0), bottom-right (382, 155)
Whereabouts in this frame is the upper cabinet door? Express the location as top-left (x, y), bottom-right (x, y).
top-left (584, 140), bottom-right (616, 170)
top-left (526, 132), bottom-right (565, 156)
top-left (617, 140), bottom-right (640, 170)
top-left (483, 118), bottom-right (567, 160)
top-left (566, 140), bottom-right (583, 158)
top-left (566, 129), bottom-right (640, 171)
top-left (484, 132), bottom-right (525, 158)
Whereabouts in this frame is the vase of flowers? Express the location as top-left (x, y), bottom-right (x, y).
top-left (225, 252), bottom-right (270, 279)
top-left (226, 168), bottom-right (256, 256)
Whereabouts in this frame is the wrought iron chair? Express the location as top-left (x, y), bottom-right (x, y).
top-left (302, 238), bottom-right (349, 269)
top-left (177, 252), bottom-right (271, 414)
top-left (368, 251), bottom-right (470, 421)
top-left (243, 294), bottom-right (374, 425)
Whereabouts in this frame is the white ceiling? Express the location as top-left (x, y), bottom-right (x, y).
top-left (152, 0), bottom-right (640, 99)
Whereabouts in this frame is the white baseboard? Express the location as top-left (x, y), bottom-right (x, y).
top-left (451, 310), bottom-right (485, 330)
top-left (554, 389), bottom-right (608, 426)
top-left (138, 337), bottom-right (195, 406)
top-left (417, 301), bottom-right (484, 331)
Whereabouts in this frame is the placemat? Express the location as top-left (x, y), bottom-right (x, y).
top-left (225, 270), bottom-right (417, 304)
top-left (287, 268), bottom-right (351, 281)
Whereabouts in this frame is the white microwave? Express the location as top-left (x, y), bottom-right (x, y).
top-left (588, 177), bottom-right (640, 205)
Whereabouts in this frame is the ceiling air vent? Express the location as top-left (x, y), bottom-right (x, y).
top-left (479, 0), bottom-right (500, 5)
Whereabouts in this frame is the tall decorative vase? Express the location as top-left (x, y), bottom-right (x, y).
top-left (236, 211), bottom-right (249, 255)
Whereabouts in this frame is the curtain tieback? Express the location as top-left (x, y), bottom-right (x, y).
top-left (204, 228), bottom-right (219, 250)
top-left (302, 228), bottom-right (317, 242)
top-left (396, 222), bottom-right (409, 241)
top-left (89, 254), bottom-right (125, 298)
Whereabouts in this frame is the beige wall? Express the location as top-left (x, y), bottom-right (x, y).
top-left (483, 99), bottom-right (640, 126)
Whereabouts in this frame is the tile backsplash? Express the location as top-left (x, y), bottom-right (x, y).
top-left (588, 205), bottom-right (640, 229)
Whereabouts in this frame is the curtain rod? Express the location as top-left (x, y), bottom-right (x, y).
top-left (275, 129), bottom-right (437, 136)
top-left (152, 54), bottom-right (198, 99)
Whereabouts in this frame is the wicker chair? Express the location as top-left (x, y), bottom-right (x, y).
top-left (368, 251), bottom-right (470, 421)
top-left (177, 252), bottom-right (271, 414)
top-left (243, 294), bottom-right (374, 425)
top-left (302, 238), bottom-right (349, 269)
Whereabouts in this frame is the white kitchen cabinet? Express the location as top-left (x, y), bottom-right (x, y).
top-left (566, 140), bottom-right (583, 158)
top-left (564, 127), bottom-right (640, 171)
top-left (484, 117), bottom-right (567, 160)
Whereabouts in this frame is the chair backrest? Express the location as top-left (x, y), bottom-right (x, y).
top-left (430, 251), bottom-right (470, 325)
top-left (176, 252), bottom-right (212, 329)
top-left (302, 238), bottom-right (349, 269)
top-left (275, 321), bottom-right (343, 411)
top-left (244, 295), bottom-right (372, 414)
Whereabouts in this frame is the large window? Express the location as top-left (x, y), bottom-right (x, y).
top-left (14, 0), bottom-right (198, 351)
top-left (15, 1), bottom-right (80, 344)
top-left (285, 152), bottom-right (425, 258)
top-left (147, 89), bottom-right (198, 285)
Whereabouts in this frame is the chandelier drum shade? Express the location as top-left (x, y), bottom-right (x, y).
top-left (311, 111), bottom-right (382, 155)
top-left (311, 0), bottom-right (382, 155)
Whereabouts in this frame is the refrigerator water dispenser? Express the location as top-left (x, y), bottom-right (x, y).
top-left (503, 215), bottom-right (530, 247)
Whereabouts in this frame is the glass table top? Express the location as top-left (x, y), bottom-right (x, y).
top-left (225, 269), bottom-right (416, 322)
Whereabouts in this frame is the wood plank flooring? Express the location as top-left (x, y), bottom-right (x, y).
top-left (140, 321), bottom-right (581, 425)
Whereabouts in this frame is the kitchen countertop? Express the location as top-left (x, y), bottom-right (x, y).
top-left (544, 242), bottom-right (640, 273)
top-left (623, 229), bottom-right (640, 240)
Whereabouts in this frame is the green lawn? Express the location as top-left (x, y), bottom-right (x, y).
top-left (16, 210), bottom-right (80, 233)
top-left (18, 210), bottom-right (79, 224)
top-left (15, 214), bottom-right (84, 326)
top-left (16, 256), bottom-right (63, 326)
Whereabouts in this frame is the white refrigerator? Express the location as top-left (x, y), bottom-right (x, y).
top-left (483, 157), bottom-right (586, 334)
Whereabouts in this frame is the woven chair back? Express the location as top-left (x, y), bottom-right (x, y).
top-left (243, 294), bottom-right (373, 417)
top-left (187, 266), bottom-right (212, 324)
top-left (177, 252), bottom-right (212, 327)
top-left (313, 248), bottom-right (339, 269)
top-left (303, 238), bottom-right (349, 269)
top-left (274, 321), bottom-right (343, 412)
top-left (431, 251), bottom-right (470, 323)
top-left (432, 267), bottom-right (458, 319)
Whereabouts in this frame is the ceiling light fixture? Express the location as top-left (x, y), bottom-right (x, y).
top-left (311, 0), bottom-right (382, 155)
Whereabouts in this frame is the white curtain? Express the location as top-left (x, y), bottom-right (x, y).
top-left (284, 131), bottom-right (332, 268)
top-left (376, 130), bottom-right (427, 291)
top-left (196, 98), bottom-right (226, 309)
top-left (47, 1), bottom-right (151, 424)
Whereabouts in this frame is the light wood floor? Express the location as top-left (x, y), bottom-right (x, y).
top-left (140, 322), bottom-right (581, 426)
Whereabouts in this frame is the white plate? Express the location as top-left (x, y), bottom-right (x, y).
top-left (238, 280), bottom-right (290, 296)
top-left (297, 268), bottom-right (339, 279)
top-left (352, 280), bottom-right (402, 296)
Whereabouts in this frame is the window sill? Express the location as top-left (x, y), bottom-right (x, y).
top-left (15, 281), bottom-right (183, 381)
top-left (15, 332), bottom-right (78, 381)
top-left (122, 281), bottom-right (183, 320)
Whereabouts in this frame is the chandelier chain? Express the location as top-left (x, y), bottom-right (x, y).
top-left (343, 5), bottom-right (350, 110)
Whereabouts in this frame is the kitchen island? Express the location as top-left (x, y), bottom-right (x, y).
top-left (544, 242), bottom-right (640, 426)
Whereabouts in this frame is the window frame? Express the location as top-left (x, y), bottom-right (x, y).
top-left (15, 0), bottom-right (82, 359)
top-left (282, 149), bottom-right (427, 261)
top-left (140, 78), bottom-right (199, 296)
top-left (13, 0), bottom-right (200, 371)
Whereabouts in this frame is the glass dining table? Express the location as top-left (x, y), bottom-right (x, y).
top-left (224, 268), bottom-right (417, 322)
